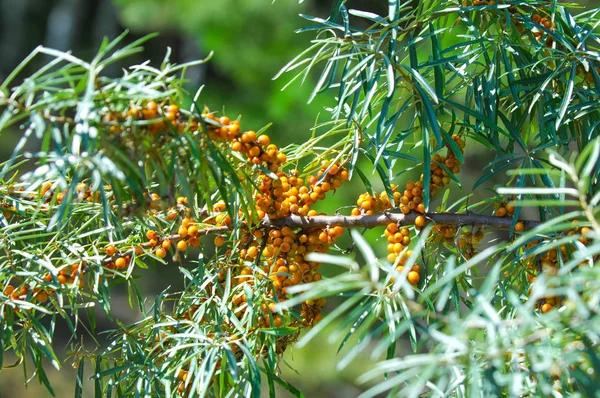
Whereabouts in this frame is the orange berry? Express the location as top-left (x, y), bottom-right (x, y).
top-left (515, 221), bottom-right (525, 232)
top-left (146, 230), bottom-right (158, 240)
top-left (407, 271), bottom-right (420, 286)
top-left (580, 227), bottom-right (591, 235)
top-left (156, 248), bottom-right (167, 258)
top-left (257, 135), bottom-right (270, 146)
top-left (35, 290), bottom-right (49, 303)
top-left (495, 207), bottom-right (507, 217)
top-left (214, 236), bottom-right (225, 247)
top-left (386, 223), bottom-right (398, 234)
top-left (166, 211), bottom-right (178, 221)
top-left (178, 226), bottom-right (188, 238)
top-left (177, 240), bottom-right (188, 251)
top-left (105, 245), bottom-right (116, 256)
top-left (541, 303), bottom-right (553, 313)
top-left (272, 316), bottom-right (283, 328)
top-left (115, 257), bottom-right (127, 269)
top-left (505, 203), bottom-right (516, 215)
top-left (415, 215), bottom-right (426, 228)
top-left (162, 239), bottom-right (171, 250)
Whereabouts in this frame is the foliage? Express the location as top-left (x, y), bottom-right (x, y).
top-left (0, 0), bottom-right (599, 397)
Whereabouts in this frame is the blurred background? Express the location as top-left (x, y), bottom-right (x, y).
top-left (0, 0), bottom-right (598, 397)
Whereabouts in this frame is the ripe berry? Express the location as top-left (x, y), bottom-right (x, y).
top-left (515, 221), bottom-right (525, 232)
top-left (156, 248), bottom-right (167, 259)
top-left (115, 257), bottom-right (127, 269)
top-left (541, 303), bottom-right (553, 313)
top-left (257, 135), bottom-right (270, 146)
top-left (177, 240), bottom-right (188, 252)
top-left (105, 245), bottom-right (116, 256)
top-left (495, 207), bottom-right (507, 217)
top-left (35, 290), bottom-right (49, 303)
top-left (214, 236), bottom-right (225, 247)
top-left (178, 226), bottom-right (188, 238)
top-left (407, 271), bottom-right (420, 286)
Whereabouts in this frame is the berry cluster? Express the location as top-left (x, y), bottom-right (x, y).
top-left (522, 223), bottom-right (595, 313)
top-left (389, 249), bottom-right (421, 286)
top-left (494, 199), bottom-right (525, 232)
top-left (102, 101), bottom-right (188, 137)
top-left (353, 135), bottom-right (465, 284)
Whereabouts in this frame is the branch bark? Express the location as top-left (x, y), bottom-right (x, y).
top-left (264, 212), bottom-right (543, 231)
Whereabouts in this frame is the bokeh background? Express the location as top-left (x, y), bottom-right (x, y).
top-left (0, 1), bottom-right (598, 397)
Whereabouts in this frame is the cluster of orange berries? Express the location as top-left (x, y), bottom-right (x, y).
top-left (494, 199), bottom-right (525, 232)
top-left (523, 223), bottom-right (595, 313)
top-left (94, 111), bottom-right (351, 331)
top-left (430, 135), bottom-right (464, 190)
top-left (144, 215), bottom-right (201, 260)
top-left (468, 1), bottom-right (558, 48)
top-left (523, 240), bottom-right (564, 313)
top-left (199, 116), bottom-right (352, 326)
top-left (384, 222), bottom-right (412, 262)
top-left (389, 249), bottom-right (421, 286)
top-left (432, 225), bottom-right (457, 244)
top-left (457, 229), bottom-right (485, 259)
top-left (2, 261), bottom-right (88, 311)
top-left (352, 187), bottom-right (403, 215)
top-left (3, 283), bottom-right (49, 304)
top-left (255, 160), bottom-right (349, 220)
top-left (102, 101), bottom-right (189, 136)
top-left (529, 13), bottom-right (555, 47)
top-left (352, 135), bottom-right (465, 284)
top-left (1, 182), bottom-right (102, 217)
top-left (355, 134), bottom-right (464, 217)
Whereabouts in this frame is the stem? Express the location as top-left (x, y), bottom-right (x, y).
top-left (264, 212), bottom-right (542, 230)
top-left (99, 212), bottom-right (539, 265)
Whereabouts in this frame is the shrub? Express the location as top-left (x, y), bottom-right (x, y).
top-left (1, 1), bottom-right (599, 397)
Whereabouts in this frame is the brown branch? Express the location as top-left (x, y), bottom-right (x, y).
top-left (264, 212), bottom-right (543, 231)
top-left (98, 212), bottom-right (541, 266)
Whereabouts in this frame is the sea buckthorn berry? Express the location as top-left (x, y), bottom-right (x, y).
top-left (407, 271), bottom-right (420, 286)
top-left (188, 225), bottom-right (198, 237)
top-left (231, 141), bottom-right (243, 152)
top-left (505, 203), bottom-right (516, 215)
top-left (541, 303), bottom-right (553, 313)
top-left (146, 230), bottom-right (158, 240)
top-left (115, 257), bottom-right (127, 269)
top-left (386, 223), bottom-right (398, 235)
top-left (415, 215), bottom-right (426, 228)
top-left (156, 248), bottom-right (167, 258)
top-left (162, 239), bottom-right (171, 250)
top-left (35, 290), bottom-right (49, 303)
top-left (514, 221), bottom-right (525, 232)
top-left (177, 240), bottom-right (188, 252)
top-left (257, 135), bottom-right (270, 146)
top-left (495, 207), bottom-right (507, 217)
top-left (178, 226), bottom-right (188, 238)
top-left (580, 227), bottom-right (591, 235)
top-left (106, 245), bottom-right (116, 256)
top-left (214, 236), bottom-right (225, 247)
top-left (166, 211), bottom-right (177, 221)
